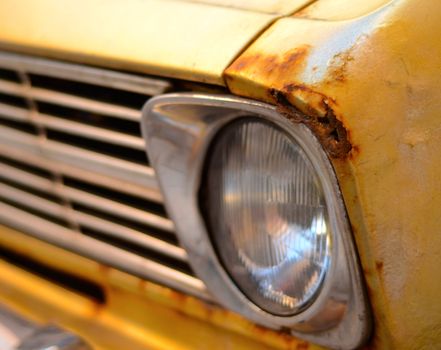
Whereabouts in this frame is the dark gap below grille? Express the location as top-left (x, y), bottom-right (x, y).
top-left (0, 178), bottom-right (61, 204)
top-left (0, 198), bottom-right (69, 227)
top-left (30, 73), bottom-right (149, 109)
top-left (81, 226), bottom-right (193, 276)
top-left (0, 92), bottom-right (28, 109)
top-left (46, 129), bottom-right (149, 165)
top-left (72, 203), bottom-right (178, 245)
top-left (64, 176), bottom-right (167, 217)
top-left (0, 68), bottom-right (21, 83)
top-left (0, 244), bottom-right (106, 304)
top-left (37, 101), bottom-right (142, 137)
top-left (0, 118), bottom-right (38, 135)
top-left (0, 155), bottom-right (52, 179)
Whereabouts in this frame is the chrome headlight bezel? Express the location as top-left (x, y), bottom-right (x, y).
top-left (141, 93), bottom-right (371, 349)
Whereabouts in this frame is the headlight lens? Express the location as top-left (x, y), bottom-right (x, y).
top-left (203, 118), bottom-right (331, 316)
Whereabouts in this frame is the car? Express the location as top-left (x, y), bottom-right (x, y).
top-left (0, 0), bottom-right (440, 349)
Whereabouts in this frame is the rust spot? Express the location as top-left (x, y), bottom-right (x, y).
top-left (228, 53), bottom-right (263, 72)
top-left (137, 279), bottom-right (146, 291)
top-left (269, 87), bottom-right (352, 159)
top-left (169, 289), bottom-right (188, 304)
top-left (98, 264), bottom-right (110, 276)
top-left (228, 46), bottom-right (310, 79)
top-left (89, 301), bottom-right (105, 317)
top-left (349, 144), bottom-right (361, 159)
top-left (296, 342), bottom-right (310, 350)
top-left (375, 261), bottom-right (384, 273)
top-left (326, 51), bottom-right (354, 83)
top-left (250, 323), bottom-right (309, 349)
top-left (279, 46), bottom-right (310, 73)
top-left (325, 40), bottom-right (365, 85)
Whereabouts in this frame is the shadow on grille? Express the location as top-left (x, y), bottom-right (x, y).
top-left (30, 73), bottom-right (148, 109)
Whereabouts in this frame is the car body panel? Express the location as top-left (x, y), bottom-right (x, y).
top-left (0, 0), bottom-right (276, 85)
top-left (0, 225), bottom-right (323, 350)
top-left (225, 0), bottom-right (441, 348)
top-left (178, 0), bottom-right (315, 15)
top-left (293, 0), bottom-right (393, 20)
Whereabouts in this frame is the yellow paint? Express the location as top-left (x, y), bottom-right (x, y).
top-left (0, 226), bottom-right (323, 350)
top-left (225, 0), bottom-right (441, 348)
top-left (0, 0), bottom-right (276, 85)
top-left (294, 0), bottom-right (393, 20)
top-left (182, 0), bottom-right (315, 15)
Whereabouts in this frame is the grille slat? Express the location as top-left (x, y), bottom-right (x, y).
top-left (0, 125), bottom-right (40, 153)
top-left (0, 162), bottom-right (54, 192)
top-left (0, 202), bottom-right (207, 299)
top-left (0, 51), bottom-right (210, 300)
top-left (0, 182), bottom-right (66, 221)
top-left (0, 51), bottom-right (171, 96)
top-left (0, 158), bottom-right (186, 262)
top-left (0, 102), bottom-right (28, 122)
top-left (63, 187), bottom-right (174, 234)
top-left (1, 103), bottom-right (146, 150)
top-left (37, 113), bottom-right (146, 150)
top-left (73, 212), bottom-right (186, 262)
top-left (0, 145), bottom-right (162, 202)
top-left (44, 140), bottom-right (156, 187)
top-left (0, 160), bottom-right (173, 234)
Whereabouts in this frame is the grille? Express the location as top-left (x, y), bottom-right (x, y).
top-left (0, 51), bottom-right (209, 300)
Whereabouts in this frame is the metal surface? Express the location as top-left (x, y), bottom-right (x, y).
top-left (0, 226), bottom-right (325, 350)
top-left (0, 51), bottom-right (171, 96)
top-left (0, 202), bottom-right (207, 299)
top-left (182, 0), bottom-right (316, 14)
top-left (224, 0), bottom-right (441, 348)
top-left (0, 52), bottom-right (209, 300)
top-left (293, 0), bottom-right (393, 20)
top-left (0, 79), bottom-right (142, 121)
top-left (142, 93), bottom-right (370, 349)
top-left (0, 0), bottom-right (277, 85)
top-left (0, 305), bottom-right (90, 350)
top-left (0, 305), bottom-right (35, 350)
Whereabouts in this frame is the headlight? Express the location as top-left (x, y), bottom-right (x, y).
top-left (202, 118), bottom-right (331, 315)
top-left (142, 93), bottom-right (371, 350)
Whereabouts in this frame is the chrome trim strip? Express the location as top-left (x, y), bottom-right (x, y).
top-left (0, 102), bottom-right (144, 149)
top-left (63, 187), bottom-right (174, 234)
top-left (36, 113), bottom-right (146, 150)
top-left (0, 124), bottom-right (158, 190)
top-left (0, 163), bottom-right (53, 192)
top-left (142, 93), bottom-right (371, 349)
top-left (0, 103), bottom-right (28, 122)
top-left (0, 165), bottom-right (181, 261)
top-left (0, 203), bottom-right (210, 300)
top-left (0, 79), bottom-right (142, 121)
top-left (0, 145), bottom-right (163, 202)
top-left (0, 51), bottom-right (171, 96)
top-left (0, 159), bottom-right (171, 228)
top-left (44, 140), bottom-right (156, 189)
top-left (0, 183), bottom-right (66, 220)
top-left (73, 212), bottom-right (186, 262)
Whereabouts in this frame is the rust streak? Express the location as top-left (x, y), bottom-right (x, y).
top-left (375, 261), bottom-right (384, 274)
top-left (269, 87), bottom-right (352, 159)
